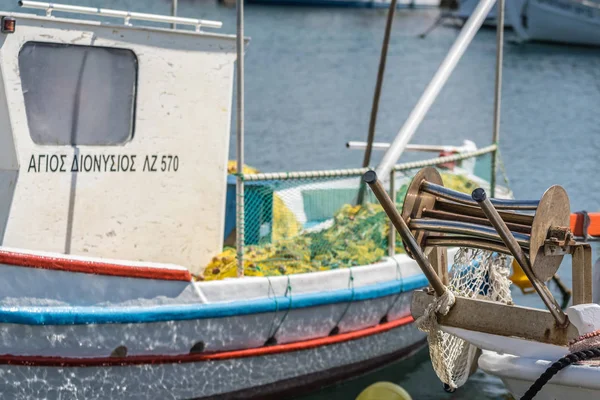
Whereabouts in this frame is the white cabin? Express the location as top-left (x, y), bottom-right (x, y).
top-left (0, 8), bottom-right (239, 274)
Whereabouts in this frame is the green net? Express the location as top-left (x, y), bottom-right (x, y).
top-left (201, 167), bottom-right (480, 280)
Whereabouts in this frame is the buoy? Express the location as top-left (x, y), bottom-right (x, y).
top-left (509, 259), bottom-right (535, 294)
top-left (356, 382), bottom-right (412, 400)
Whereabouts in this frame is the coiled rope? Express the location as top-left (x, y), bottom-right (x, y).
top-left (520, 347), bottom-right (600, 400)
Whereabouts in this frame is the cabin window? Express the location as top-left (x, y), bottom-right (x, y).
top-left (19, 42), bottom-right (137, 146)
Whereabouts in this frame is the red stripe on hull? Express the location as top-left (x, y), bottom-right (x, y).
top-left (0, 250), bottom-right (191, 282)
top-left (0, 316), bottom-right (415, 367)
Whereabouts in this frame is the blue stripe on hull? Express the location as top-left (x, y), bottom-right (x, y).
top-left (0, 273), bottom-right (427, 325)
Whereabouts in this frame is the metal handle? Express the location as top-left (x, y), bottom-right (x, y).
top-left (363, 171), bottom-right (447, 297)
top-left (408, 219), bottom-right (531, 247)
top-left (422, 181), bottom-right (539, 210)
top-left (472, 188), bottom-right (568, 327)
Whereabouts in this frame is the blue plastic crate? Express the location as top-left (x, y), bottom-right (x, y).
top-left (224, 175), bottom-right (274, 245)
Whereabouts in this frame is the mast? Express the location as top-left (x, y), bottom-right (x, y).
top-left (490, 0), bottom-right (504, 197)
top-left (171, 0), bottom-right (177, 29)
top-left (356, 0), bottom-right (398, 205)
top-left (375, 0), bottom-right (498, 179)
top-left (235, 0), bottom-right (245, 276)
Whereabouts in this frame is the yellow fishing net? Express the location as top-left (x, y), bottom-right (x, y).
top-left (199, 166), bottom-right (478, 281)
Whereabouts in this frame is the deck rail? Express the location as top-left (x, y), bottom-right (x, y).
top-left (19, 1), bottom-right (223, 31)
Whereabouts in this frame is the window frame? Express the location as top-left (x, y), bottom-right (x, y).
top-left (18, 41), bottom-right (139, 146)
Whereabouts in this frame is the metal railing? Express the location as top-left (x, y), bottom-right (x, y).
top-left (19, 1), bottom-right (223, 31)
top-left (239, 145), bottom-right (497, 258)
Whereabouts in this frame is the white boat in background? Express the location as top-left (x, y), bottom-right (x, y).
top-left (246, 0), bottom-right (440, 8)
top-left (452, 0), bottom-right (511, 27)
top-left (505, 0), bottom-right (600, 46)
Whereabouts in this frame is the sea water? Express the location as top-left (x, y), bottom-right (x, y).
top-left (3, 0), bottom-right (600, 398)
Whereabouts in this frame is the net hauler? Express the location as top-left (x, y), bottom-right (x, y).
top-left (365, 167), bottom-right (600, 400)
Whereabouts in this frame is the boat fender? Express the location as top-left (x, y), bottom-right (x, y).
top-left (356, 382), bottom-right (412, 400)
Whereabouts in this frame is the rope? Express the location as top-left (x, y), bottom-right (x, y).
top-left (415, 290), bottom-right (455, 333)
top-left (265, 277), bottom-right (279, 340)
top-left (520, 347), bottom-right (600, 400)
top-left (265, 276), bottom-right (293, 341)
top-left (414, 289), bottom-right (456, 389)
top-left (394, 145), bottom-right (497, 172)
top-left (332, 268), bottom-right (356, 333)
top-left (382, 257), bottom-right (405, 320)
top-left (243, 145), bottom-right (497, 181)
top-left (244, 167), bottom-right (370, 182)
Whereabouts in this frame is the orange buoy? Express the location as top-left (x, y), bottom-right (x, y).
top-left (570, 212), bottom-right (600, 238)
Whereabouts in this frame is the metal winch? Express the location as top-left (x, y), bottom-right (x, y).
top-left (364, 167), bottom-right (593, 345)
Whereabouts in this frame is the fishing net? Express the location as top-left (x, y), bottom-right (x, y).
top-left (416, 248), bottom-right (513, 390)
top-left (200, 166), bottom-right (480, 280)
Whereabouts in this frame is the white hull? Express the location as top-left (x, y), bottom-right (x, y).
top-left (453, 0), bottom-right (512, 27)
top-left (479, 351), bottom-right (600, 400)
top-left (506, 0), bottom-right (600, 46)
top-left (445, 308), bottom-right (600, 399)
top-left (441, 320), bottom-right (600, 398)
top-left (0, 246), bottom-right (432, 398)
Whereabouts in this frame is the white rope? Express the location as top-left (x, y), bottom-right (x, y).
top-left (419, 248), bottom-right (513, 390)
top-left (393, 145), bottom-right (497, 172)
top-left (415, 290), bottom-right (458, 389)
top-left (416, 290), bottom-right (455, 331)
top-left (243, 145), bottom-right (497, 181)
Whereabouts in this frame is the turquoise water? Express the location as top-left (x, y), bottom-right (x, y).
top-left (3, 0), bottom-right (600, 398)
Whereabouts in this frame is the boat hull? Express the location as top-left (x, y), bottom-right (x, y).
top-left (0, 320), bottom-right (424, 399)
top-left (479, 351), bottom-right (600, 400)
top-left (246, 0), bottom-right (439, 8)
top-left (452, 0), bottom-right (512, 27)
top-left (0, 247), bottom-right (433, 398)
top-left (506, 0), bottom-right (600, 46)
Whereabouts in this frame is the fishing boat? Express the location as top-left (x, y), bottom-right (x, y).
top-left (505, 0), bottom-right (600, 46)
top-left (0, 1), bottom-right (511, 398)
